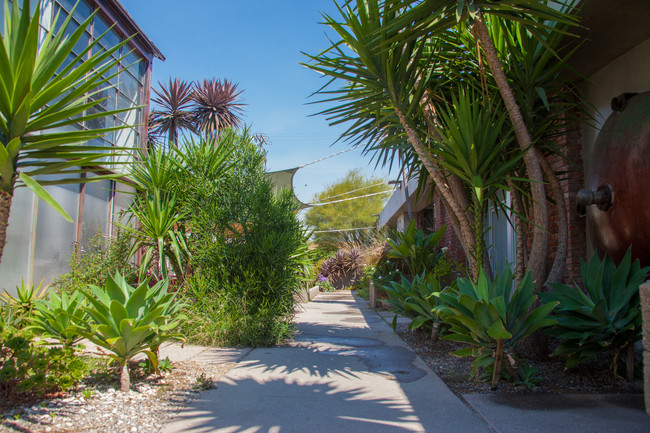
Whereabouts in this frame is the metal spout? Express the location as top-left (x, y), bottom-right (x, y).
top-left (576, 184), bottom-right (614, 216)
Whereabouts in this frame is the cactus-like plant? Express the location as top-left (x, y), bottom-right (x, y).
top-left (438, 268), bottom-right (558, 388)
top-left (29, 291), bottom-right (88, 348)
top-left (543, 248), bottom-right (650, 380)
top-left (72, 272), bottom-right (185, 391)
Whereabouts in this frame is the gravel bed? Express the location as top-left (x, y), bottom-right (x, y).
top-left (0, 359), bottom-right (236, 433)
top-left (395, 323), bottom-right (644, 395)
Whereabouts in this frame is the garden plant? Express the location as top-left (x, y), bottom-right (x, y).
top-left (437, 268), bottom-right (558, 388)
top-left (543, 248), bottom-right (650, 380)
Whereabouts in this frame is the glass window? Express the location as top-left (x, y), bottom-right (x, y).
top-left (81, 176), bottom-right (112, 250)
top-left (94, 14), bottom-right (121, 49)
top-left (56, 0), bottom-right (92, 24)
top-left (119, 71), bottom-right (140, 102)
top-left (33, 175), bottom-right (81, 284)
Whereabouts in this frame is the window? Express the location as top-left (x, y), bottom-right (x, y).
top-left (49, 0), bottom-right (148, 153)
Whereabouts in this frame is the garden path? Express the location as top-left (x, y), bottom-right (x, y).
top-left (162, 291), bottom-right (650, 433)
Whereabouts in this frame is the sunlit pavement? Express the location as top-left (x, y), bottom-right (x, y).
top-left (162, 291), bottom-right (650, 433)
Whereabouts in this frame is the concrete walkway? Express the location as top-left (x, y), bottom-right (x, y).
top-left (162, 291), bottom-right (650, 433)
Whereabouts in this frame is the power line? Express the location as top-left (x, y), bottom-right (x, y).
top-left (307, 191), bottom-right (388, 206)
top-left (313, 227), bottom-right (375, 233)
top-left (298, 143), bottom-right (364, 168)
top-left (316, 182), bottom-right (389, 202)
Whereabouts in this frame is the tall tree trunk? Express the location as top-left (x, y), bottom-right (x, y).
top-left (0, 190), bottom-right (13, 265)
top-left (507, 180), bottom-right (526, 284)
top-left (473, 19), bottom-right (549, 289)
top-left (394, 108), bottom-right (479, 279)
top-left (536, 148), bottom-right (568, 288)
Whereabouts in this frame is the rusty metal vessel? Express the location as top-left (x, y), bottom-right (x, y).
top-left (579, 92), bottom-right (650, 266)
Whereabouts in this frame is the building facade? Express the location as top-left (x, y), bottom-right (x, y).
top-left (0, 0), bottom-right (163, 293)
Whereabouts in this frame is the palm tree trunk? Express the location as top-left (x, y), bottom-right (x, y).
top-left (473, 19), bottom-right (549, 289)
top-left (394, 108), bottom-right (479, 278)
top-left (536, 148), bottom-right (567, 288)
top-left (0, 190), bottom-right (13, 265)
top-left (507, 180), bottom-right (526, 284)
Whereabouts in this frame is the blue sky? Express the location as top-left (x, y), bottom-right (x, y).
top-left (120, 0), bottom-right (394, 204)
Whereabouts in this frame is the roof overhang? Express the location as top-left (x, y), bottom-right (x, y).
top-left (568, 0), bottom-right (650, 77)
top-left (377, 176), bottom-right (432, 229)
top-left (98, 0), bottom-right (165, 61)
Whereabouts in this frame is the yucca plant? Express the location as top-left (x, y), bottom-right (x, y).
top-left (384, 272), bottom-right (448, 341)
top-left (0, 0), bottom-right (137, 264)
top-left (0, 279), bottom-right (48, 324)
top-left (387, 221), bottom-right (446, 276)
top-left (28, 291), bottom-right (88, 348)
top-left (438, 268), bottom-right (558, 388)
top-left (71, 272), bottom-right (185, 392)
top-left (542, 248), bottom-right (650, 380)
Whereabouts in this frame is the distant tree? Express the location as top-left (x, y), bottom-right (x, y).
top-left (304, 169), bottom-right (391, 251)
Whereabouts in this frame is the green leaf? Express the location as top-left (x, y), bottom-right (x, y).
top-left (19, 172), bottom-right (72, 222)
top-left (487, 321), bottom-right (511, 340)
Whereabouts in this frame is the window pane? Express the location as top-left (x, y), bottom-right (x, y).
top-left (56, 0), bottom-right (92, 23)
top-left (117, 94), bottom-right (139, 125)
top-left (95, 16), bottom-right (121, 49)
top-left (119, 71), bottom-right (140, 102)
top-left (81, 176), bottom-right (111, 251)
top-left (33, 175), bottom-right (81, 285)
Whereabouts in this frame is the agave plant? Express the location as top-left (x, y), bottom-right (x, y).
top-left (28, 291), bottom-right (88, 348)
top-left (149, 78), bottom-right (196, 147)
top-left (384, 272), bottom-right (448, 341)
top-left (543, 248), bottom-right (650, 380)
top-left (438, 268), bottom-right (558, 388)
top-left (0, 0), bottom-right (137, 264)
top-left (0, 279), bottom-right (48, 324)
top-left (387, 221), bottom-right (446, 276)
top-left (72, 272), bottom-right (185, 392)
top-left (191, 78), bottom-right (245, 139)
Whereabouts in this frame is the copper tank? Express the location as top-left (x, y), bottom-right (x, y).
top-left (578, 92), bottom-right (650, 267)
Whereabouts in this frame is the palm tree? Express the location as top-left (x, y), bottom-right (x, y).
top-left (383, 0), bottom-right (578, 288)
top-left (149, 78), bottom-right (195, 147)
top-left (305, 0), bottom-right (579, 286)
top-left (0, 0), bottom-right (137, 264)
top-left (191, 78), bottom-right (245, 140)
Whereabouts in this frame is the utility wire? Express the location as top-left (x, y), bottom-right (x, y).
top-left (307, 191), bottom-right (389, 206)
top-left (298, 143), bottom-right (364, 168)
top-left (316, 182), bottom-right (389, 202)
top-left (313, 227), bottom-right (375, 233)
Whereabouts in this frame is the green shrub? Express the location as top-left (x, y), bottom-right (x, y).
top-left (438, 268), bottom-right (558, 388)
top-left (354, 265), bottom-right (376, 299)
top-left (71, 272), bottom-right (185, 392)
top-left (542, 248), bottom-right (649, 379)
top-left (178, 131), bottom-right (309, 346)
top-left (0, 326), bottom-right (87, 397)
top-left (52, 229), bottom-right (136, 295)
top-left (29, 291), bottom-right (88, 348)
top-left (386, 221), bottom-right (446, 276)
top-left (181, 272), bottom-right (295, 346)
top-left (384, 273), bottom-right (449, 341)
